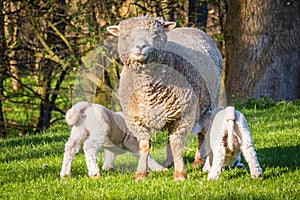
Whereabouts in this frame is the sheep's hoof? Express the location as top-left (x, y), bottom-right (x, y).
top-left (192, 158), bottom-right (205, 169)
top-left (174, 170), bottom-right (187, 181)
top-left (134, 172), bottom-right (147, 181)
top-left (90, 173), bottom-right (100, 179)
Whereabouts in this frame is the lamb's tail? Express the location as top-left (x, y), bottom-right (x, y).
top-left (65, 101), bottom-right (91, 126)
top-left (225, 106), bottom-right (236, 151)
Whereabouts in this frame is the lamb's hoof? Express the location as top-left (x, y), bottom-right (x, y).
top-left (60, 174), bottom-right (70, 179)
top-left (102, 166), bottom-right (114, 171)
top-left (166, 162), bottom-right (174, 168)
top-left (192, 158), bottom-right (205, 169)
top-left (251, 169), bottom-right (263, 179)
top-left (134, 172), bottom-right (147, 181)
top-left (90, 173), bottom-right (100, 179)
top-left (207, 174), bottom-right (219, 181)
top-left (162, 168), bottom-right (169, 172)
top-left (174, 170), bottom-right (187, 181)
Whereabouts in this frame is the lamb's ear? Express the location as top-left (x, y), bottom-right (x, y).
top-left (106, 25), bottom-right (120, 36)
top-left (164, 22), bottom-right (176, 31)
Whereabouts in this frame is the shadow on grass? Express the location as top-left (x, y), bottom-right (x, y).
top-left (0, 134), bottom-right (69, 163)
top-left (1, 133), bottom-right (69, 148)
top-left (256, 145), bottom-right (300, 179)
top-left (183, 144), bottom-right (300, 179)
top-left (257, 145), bottom-right (300, 169)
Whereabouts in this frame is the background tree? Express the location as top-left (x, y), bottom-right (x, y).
top-left (0, 0), bottom-right (220, 137)
top-left (5, 0), bottom-right (298, 137)
top-left (224, 0), bottom-right (300, 104)
top-left (0, 1), bottom-right (7, 138)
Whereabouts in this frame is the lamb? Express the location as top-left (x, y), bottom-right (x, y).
top-left (201, 106), bottom-right (263, 180)
top-left (60, 101), bottom-right (166, 178)
top-left (107, 15), bottom-right (222, 180)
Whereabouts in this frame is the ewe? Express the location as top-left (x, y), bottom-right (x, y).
top-left (60, 101), bottom-right (166, 178)
top-left (107, 15), bottom-right (222, 180)
top-left (201, 106), bottom-right (263, 180)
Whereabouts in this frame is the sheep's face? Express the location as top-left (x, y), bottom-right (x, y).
top-left (107, 16), bottom-right (176, 63)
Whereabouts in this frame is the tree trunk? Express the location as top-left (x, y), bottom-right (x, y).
top-left (3, 1), bottom-right (20, 91)
top-left (0, 1), bottom-right (7, 138)
top-left (188, 0), bottom-right (208, 28)
top-left (34, 0), bottom-right (67, 132)
top-left (224, 0), bottom-right (300, 104)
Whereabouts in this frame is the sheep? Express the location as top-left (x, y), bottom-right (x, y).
top-left (200, 106), bottom-right (263, 180)
top-left (60, 101), bottom-right (166, 178)
top-left (107, 15), bottom-right (222, 180)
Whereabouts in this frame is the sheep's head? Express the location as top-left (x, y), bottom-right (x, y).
top-left (107, 15), bottom-right (176, 63)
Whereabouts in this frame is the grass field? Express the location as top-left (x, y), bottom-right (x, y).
top-left (1, 100), bottom-right (300, 199)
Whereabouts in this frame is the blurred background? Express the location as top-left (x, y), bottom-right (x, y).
top-left (0, 0), bottom-right (299, 137)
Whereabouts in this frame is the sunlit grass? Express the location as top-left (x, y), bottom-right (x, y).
top-left (1, 100), bottom-right (300, 199)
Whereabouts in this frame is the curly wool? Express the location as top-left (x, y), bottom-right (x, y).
top-left (108, 15), bottom-right (222, 180)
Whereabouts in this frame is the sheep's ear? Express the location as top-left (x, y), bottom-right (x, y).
top-left (164, 22), bottom-right (176, 31)
top-left (106, 25), bottom-right (120, 36)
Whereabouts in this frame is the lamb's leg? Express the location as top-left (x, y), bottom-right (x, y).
top-left (169, 134), bottom-right (186, 181)
top-left (207, 143), bottom-right (225, 181)
top-left (240, 132), bottom-right (262, 178)
top-left (135, 139), bottom-right (150, 180)
top-left (147, 155), bottom-right (168, 172)
top-left (165, 142), bottom-right (174, 167)
top-left (192, 133), bottom-right (206, 169)
top-left (203, 152), bottom-right (213, 173)
top-left (83, 134), bottom-right (105, 178)
top-left (241, 145), bottom-right (262, 179)
top-left (230, 153), bottom-right (245, 168)
top-left (123, 135), bottom-right (166, 172)
top-left (238, 115), bottom-right (262, 179)
top-left (102, 149), bottom-right (116, 171)
top-left (60, 126), bottom-right (86, 178)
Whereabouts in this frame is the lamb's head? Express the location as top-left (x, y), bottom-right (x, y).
top-left (107, 15), bottom-right (176, 63)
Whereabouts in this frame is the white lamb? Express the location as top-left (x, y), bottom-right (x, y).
top-left (201, 106), bottom-right (263, 180)
top-left (60, 101), bottom-right (166, 178)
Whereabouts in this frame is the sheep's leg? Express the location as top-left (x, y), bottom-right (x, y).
top-left (60, 126), bottom-right (86, 178)
top-left (135, 139), bottom-right (150, 180)
top-left (169, 134), bottom-right (186, 181)
top-left (102, 149), bottom-right (116, 171)
top-left (207, 142), bottom-right (225, 180)
top-left (192, 133), bottom-right (206, 169)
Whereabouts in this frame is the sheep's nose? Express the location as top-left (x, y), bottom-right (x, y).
top-left (136, 44), bottom-right (146, 51)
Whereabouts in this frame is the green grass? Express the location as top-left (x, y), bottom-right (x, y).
top-left (1, 100), bottom-right (300, 199)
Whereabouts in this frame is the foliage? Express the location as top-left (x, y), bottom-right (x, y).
top-left (0, 0), bottom-right (216, 137)
top-left (1, 100), bottom-right (299, 199)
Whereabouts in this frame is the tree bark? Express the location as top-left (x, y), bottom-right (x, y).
top-left (0, 1), bottom-right (7, 138)
top-left (33, 0), bottom-right (67, 132)
top-left (224, 0), bottom-right (300, 104)
top-left (188, 0), bottom-right (208, 28)
top-left (3, 1), bottom-right (20, 91)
